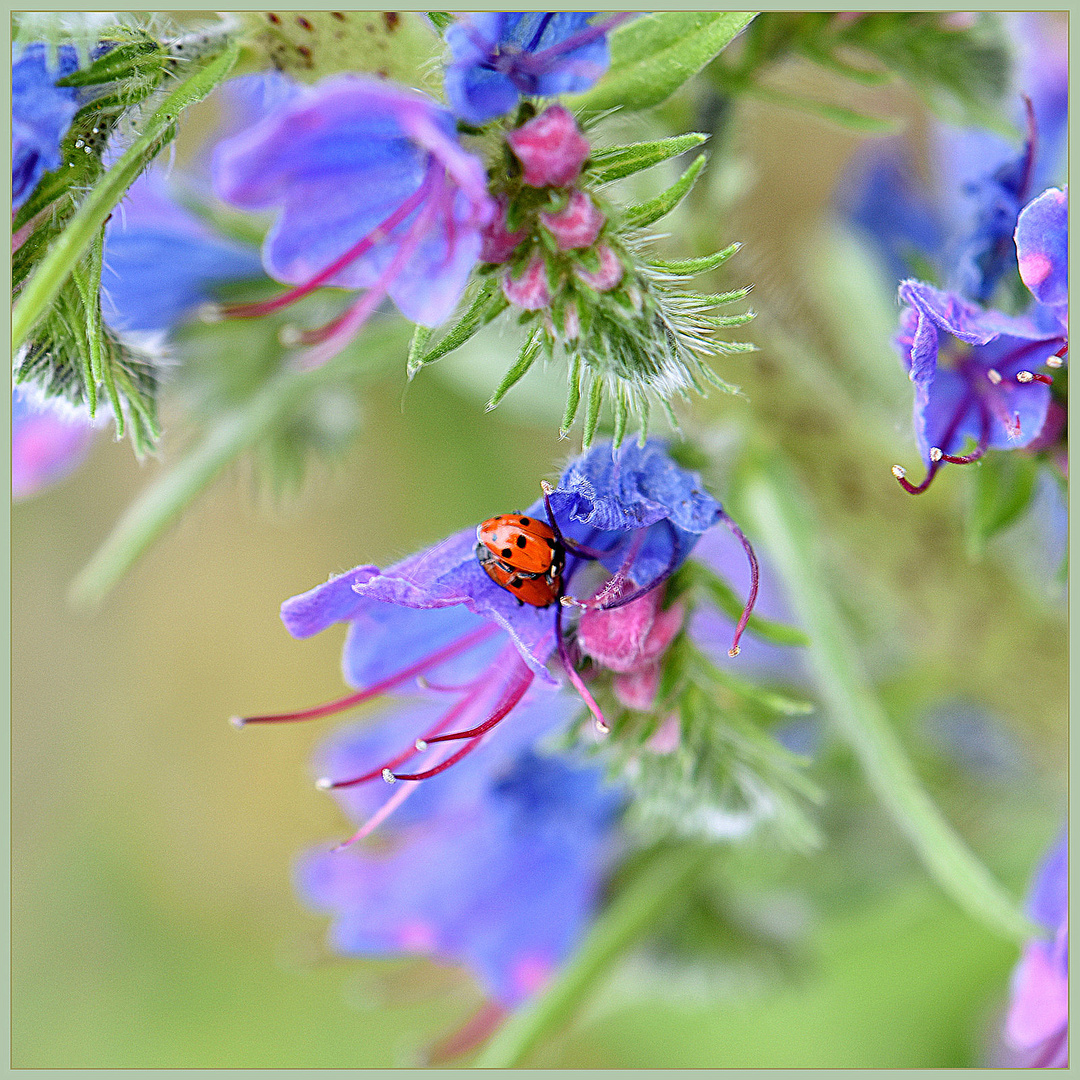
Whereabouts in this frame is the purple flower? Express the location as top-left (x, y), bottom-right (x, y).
top-left (12, 43), bottom-right (80, 210)
top-left (213, 75), bottom-right (495, 367)
top-left (296, 687), bottom-right (623, 1012)
top-left (11, 384), bottom-right (98, 500)
top-left (101, 169), bottom-right (265, 334)
top-left (234, 439), bottom-right (758, 778)
top-left (1003, 831), bottom-right (1068, 1067)
top-left (444, 13), bottom-right (621, 126)
top-left (892, 185), bottom-right (1067, 494)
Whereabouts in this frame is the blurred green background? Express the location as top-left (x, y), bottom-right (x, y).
top-left (12, 29), bottom-right (1066, 1069)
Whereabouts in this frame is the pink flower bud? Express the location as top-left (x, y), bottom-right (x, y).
top-left (506, 104), bottom-right (590, 188)
top-left (480, 196), bottom-right (528, 264)
top-left (540, 189), bottom-right (605, 251)
top-left (501, 255), bottom-right (551, 310)
top-left (574, 243), bottom-right (624, 292)
top-left (614, 665), bottom-right (662, 712)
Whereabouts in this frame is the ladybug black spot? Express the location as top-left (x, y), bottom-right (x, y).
top-left (516, 535), bottom-right (528, 548)
top-left (519, 517), bottom-right (531, 526)
top-left (501, 548), bottom-right (513, 559)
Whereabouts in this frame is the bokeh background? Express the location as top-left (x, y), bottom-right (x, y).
top-left (13, 15), bottom-right (1067, 1068)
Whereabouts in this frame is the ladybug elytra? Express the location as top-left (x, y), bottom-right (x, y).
top-left (475, 513), bottom-right (565, 607)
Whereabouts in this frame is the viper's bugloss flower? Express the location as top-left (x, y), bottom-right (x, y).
top-left (101, 170), bottom-right (265, 335)
top-left (891, 186), bottom-right (1067, 494)
top-left (234, 439), bottom-right (757, 794)
top-left (12, 384), bottom-right (98, 500)
top-left (212, 75), bottom-right (495, 367)
top-left (443, 13), bottom-right (620, 126)
top-left (296, 689), bottom-right (623, 1015)
top-left (839, 13), bottom-right (1066, 304)
top-left (1002, 831), bottom-right (1068, 1067)
top-left (12, 43), bottom-right (80, 209)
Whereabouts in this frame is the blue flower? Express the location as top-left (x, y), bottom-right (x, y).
top-left (838, 13), bottom-right (1067, 304)
top-left (234, 438), bottom-right (758, 774)
top-left (1015, 186), bottom-right (1068, 332)
top-left (11, 384), bottom-right (99, 500)
top-left (12, 43), bottom-right (81, 209)
top-left (296, 688), bottom-right (623, 1011)
top-left (1003, 830), bottom-right (1067, 1067)
top-left (101, 169), bottom-right (266, 335)
top-left (212, 74), bottom-right (495, 367)
top-left (444, 13), bottom-right (622, 126)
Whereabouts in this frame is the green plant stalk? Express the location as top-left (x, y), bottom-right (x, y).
top-left (742, 453), bottom-right (1037, 943)
top-left (474, 844), bottom-right (710, 1068)
top-left (11, 41), bottom-right (241, 355)
top-left (67, 335), bottom-right (385, 607)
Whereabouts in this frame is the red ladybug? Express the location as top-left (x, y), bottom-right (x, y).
top-left (475, 513), bottom-right (565, 607)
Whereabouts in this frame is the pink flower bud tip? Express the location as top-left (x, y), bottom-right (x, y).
top-left (507, 104), bottom-right (591, 189)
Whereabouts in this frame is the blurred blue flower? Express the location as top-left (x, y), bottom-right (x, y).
top-left (838, 13), bottom-right (1067, 304)
top-left (11, 384), bottom-right (99, 500)
top-left (1015, 186), bottom-right (1068, 332)
top-left (212, 74), bottom-right (495, 367)
top-left (101, 169), bottom-right (265, 335)
top-left (297, 688), bottom-right (623, 1009)
top-left (1003, 830), bottom-right (1068, 1067)
top-left (444, 13), bottom-right (618, 126)
top-left (11, 43), bottom-right (80, 210)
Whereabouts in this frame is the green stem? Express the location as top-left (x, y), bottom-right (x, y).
top-left (11, 42), bottom-right (241, 354)
top-left (742, 451), bottom-right (1037, 943)
top-left (68, 338), bottom-right (376, 607)
top-left (474, 844), bottom-right (710, 1068)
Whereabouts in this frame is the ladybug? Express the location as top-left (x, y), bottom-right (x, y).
top-left (475, 513), bottom-right (565, 607)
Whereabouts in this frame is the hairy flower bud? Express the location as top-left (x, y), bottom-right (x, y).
top-left (507, 104), bottom-right (590, 188)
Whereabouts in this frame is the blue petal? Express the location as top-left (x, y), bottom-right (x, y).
top-left (1025, 830), bottom-right (1067, 931)
top-left (11, 386), bottom-right (97, 499)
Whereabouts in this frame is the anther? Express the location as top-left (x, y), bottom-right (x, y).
top-left (382, 768), bottom-right (397, 784)
top-left (198, 302), bottom-right (224, 323)
top-left (315, 776), bottom-right (333, 790)
top-left (1018, 371), bottom-right (1053, 385)
top-left (929, 447), bottom-right (943, 462)
top-left (228, 715), bottom-right (246, 728)
top-left (414, 738), bottom-right (428, 752)
top-left (987, 369), bottom-right (1003, 385)
top-left (279, 323), bottom-right (303, 347)
top-left (594, 718), bottom-right (610, 735)
top-left (728, 645), bottom-right (740, 658)
top-left (1047, 356), bottom-right (1064, 368)
top-left (560, 595), bottom-right (586, 609)
top-left (891, 465), bottom-right (906, 480)
top-left (1017, 370), bottom-right (1034, 383)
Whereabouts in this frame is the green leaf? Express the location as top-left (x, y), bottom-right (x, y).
top-left (965, 452), bottom-right (1039, 559)
top-left (650, 242), bottom-right (741, 277)
top-left (623, 153), bottom-right (707, 230)
top-left (742, 447), bottom-right (1038, 942)
top-left (569, 12), bottom-right (758, 113)
top-left (417, 279), bottom-right (507, 368)
top-left (12, 40), bottom-right (242, 355)
top-left (486, 329), bottom-right (543, 410)
top-left (581, 376), bottom-right (604, 448)
top-left (589, 133), bottom-right (708, 184)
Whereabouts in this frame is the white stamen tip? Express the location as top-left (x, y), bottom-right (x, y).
top-left (728, 645), bottom-right (740, 657)
top-left (987, 368), bottom-right (1003, 384)
top-left (594, 719), bottom-right (610, 735)
top-left (382, 768), bottom-right (397, 785)
top-left (414, 739), bottom-right (428, 752)
top-left (415, 676), bottom-right (430, 689)
top-left (560, 595), bottom-right (585, 608)
top-left (929, 446), bottom-right (943, 462)
top-left (891, 465), bottom-right (906, 480)
top-left (1047, 355), bottom-right (1064, 368)
top-left (315, 777), bottom-right (333, 790)
top-left (228, 715), bottom-right (246, 729)
top-left (198, 302), bottom-right (224, 324)
top-left (1016, 370), bottom-right (1034, 383)
top-left (540, 479), bottom-right (555, 495)
top-left (279, 323), bottom-right (303, 347)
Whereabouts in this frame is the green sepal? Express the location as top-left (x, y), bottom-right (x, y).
top-left (649, 242), bottom-right (741, 277)
top-left (745, 83), bottom-right (898, 133)
top-left (415, 279), bottom-right (507, 369)
top-left (964, 451), bottom-right (1039, 560)
top-left (561, 355), bottom-right (583, 436)
top-left (426, 12), bottom-right (454, 34)
top-left (569, 12), bottom-right (758, 114)
top-left (708, 664), bottom-right (816, 717)
top-left (676, 558), bottom-right (811, 647)
top-left (699, 310), bottom-right (757, 328)
top-left (487, 329), bottom-right (543, 410)
top-left (405, 324), bottom-right (434, 380)
top-left (588, 133), bottom-right (708, 184)
top-left (55, 29), bottom-right (167, 88)
top-left (611, 389), bottom-right (629, 448)
top-left (622, 153), bottom-right (707, 230)
top-left (581, 375), bottom-right (605, 448)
